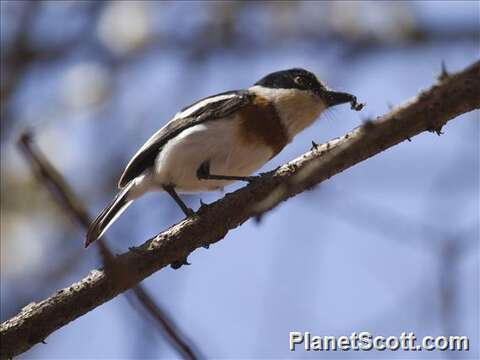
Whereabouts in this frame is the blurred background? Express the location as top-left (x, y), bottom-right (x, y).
top-left (1, 1), bottom-right (479, 359)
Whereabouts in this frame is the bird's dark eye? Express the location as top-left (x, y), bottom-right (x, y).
top-left (294, 76), bottom-right (305, 86)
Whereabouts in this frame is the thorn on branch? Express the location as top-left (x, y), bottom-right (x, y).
top-left (438, 60), bottom-right (450, 81)
top-left (427, 121), bottom-right (444, 136)
top-left (198, 198), bottom-right (209, 212)
top-left (171, 258), bottom-right (191, 270)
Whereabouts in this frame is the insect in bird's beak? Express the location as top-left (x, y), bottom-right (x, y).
top-left (322, 90), bottom-right (365, 111)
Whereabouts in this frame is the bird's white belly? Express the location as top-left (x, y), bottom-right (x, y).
top-left (153, 118), bottom-right (273, 193)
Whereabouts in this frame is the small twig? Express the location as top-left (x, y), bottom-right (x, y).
top-left (130, 287), bottom-right (200, 360)
top-left (438, 60), bottom-right (450, 81)
top-left (16, 131), bottom-right (202, 360)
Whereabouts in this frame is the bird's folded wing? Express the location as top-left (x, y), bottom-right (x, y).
top-left (118, 90), bottom-right (252, 188)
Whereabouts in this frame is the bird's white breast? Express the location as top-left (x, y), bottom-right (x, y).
top-left (153, 114), bottom-right (273, 193)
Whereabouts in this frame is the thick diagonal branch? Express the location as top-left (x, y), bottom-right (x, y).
top-left (1, 60), bottom-right (479, 359)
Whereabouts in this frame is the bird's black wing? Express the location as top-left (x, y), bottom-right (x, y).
top-left (118, 90), bottom-right (252, 188)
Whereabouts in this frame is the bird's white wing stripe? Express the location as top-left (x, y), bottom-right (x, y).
top-left (173, 94), bottom-right (237, 120)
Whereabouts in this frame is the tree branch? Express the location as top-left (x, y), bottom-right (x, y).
top-left (1, 60), bottom-right (479, 359)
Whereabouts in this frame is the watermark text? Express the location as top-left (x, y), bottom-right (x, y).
top-left (289, 331), bottom-right (469, 352)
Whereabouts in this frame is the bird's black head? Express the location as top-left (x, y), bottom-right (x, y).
top-left (255, 68), bottom-right (325, 94)
top-left (255, 68), bottom-right (360, 108)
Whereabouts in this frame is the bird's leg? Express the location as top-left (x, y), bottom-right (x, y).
top-left (162, 185), bottom-right (194, 217)
top-left (162, 185), bottom-right (193, 269)
top-left (196, 161), bottom-right (259, 183)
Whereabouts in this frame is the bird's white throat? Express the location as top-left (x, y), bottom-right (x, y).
top-left (249, 85), bottom-right (326, 141)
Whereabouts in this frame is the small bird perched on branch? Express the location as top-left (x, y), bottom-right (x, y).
top-left (86, 68), bottom-right (363, 247)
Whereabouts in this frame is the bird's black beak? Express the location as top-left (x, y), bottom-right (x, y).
top-left (322, 90), bottom-right (364, 111)
top-left (324, 91), bottom-right (355, 106)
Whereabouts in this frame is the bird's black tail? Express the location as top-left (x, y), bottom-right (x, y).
top-left (85, 182), bottom-right (134, 247)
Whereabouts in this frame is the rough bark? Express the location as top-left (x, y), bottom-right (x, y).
top-left (1, 60), bottom-right (479, 359)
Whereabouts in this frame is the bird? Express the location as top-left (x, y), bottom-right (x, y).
top-left (85, 68), bottom-right (363, 247)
